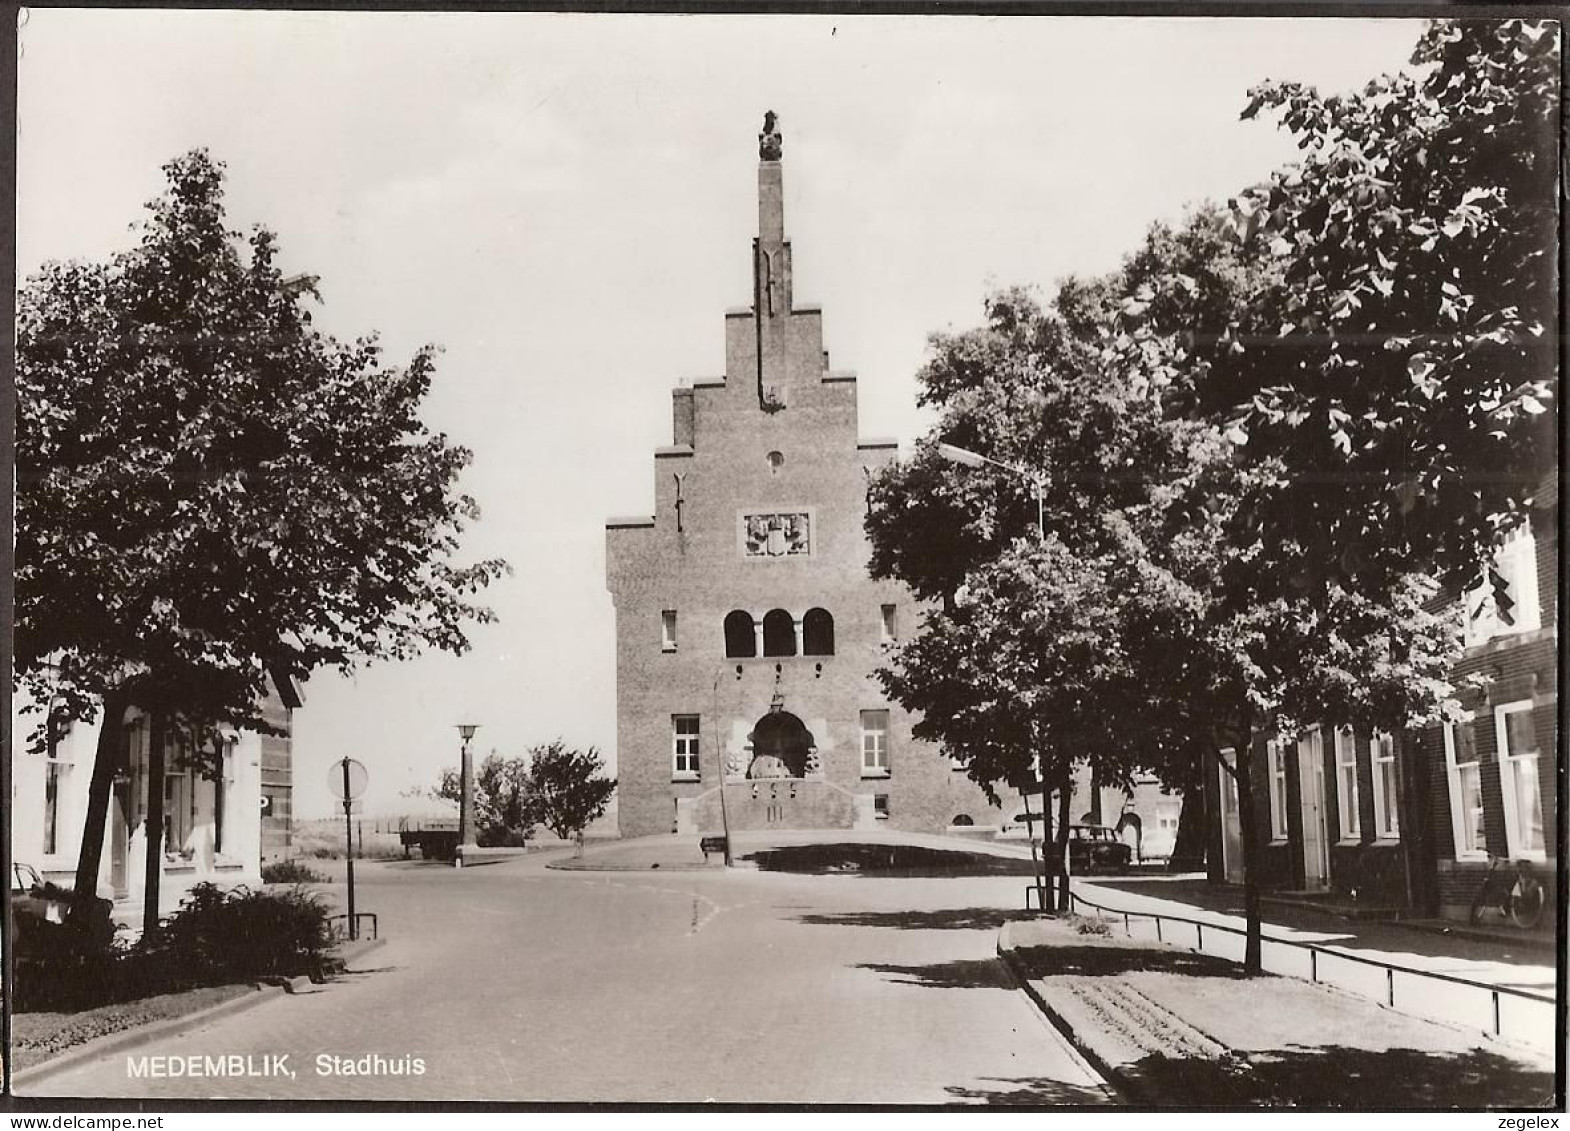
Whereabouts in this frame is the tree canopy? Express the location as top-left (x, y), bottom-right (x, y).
top-left (861, 19), bottom-right (1550, 966)
top-left (16, 148), bottom-right (507, 739)
top-left (1123, 20), bottom-right (1558, 600)
top-left (436, 753), bottom-right (535, 847)
top-left (523, 740), bottom-right (617, 844)
top-left (16, 148), bottom-right (507, 922)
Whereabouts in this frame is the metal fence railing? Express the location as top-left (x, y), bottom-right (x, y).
top-left (1065, 888), bottom-right (1555, 1053)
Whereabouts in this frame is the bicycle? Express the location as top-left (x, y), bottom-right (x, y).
top-left (1468, 854), bottom-right (1546, 930)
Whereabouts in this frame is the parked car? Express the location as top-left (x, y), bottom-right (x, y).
top-left (1006, 820), bottom-right (1134, 873)
top-left (1068, 825), bottom-right (1134, 873)
top-left (11, 862), bottom-right (116, 941)
top-left (10, 862), bottom-right (69, 925)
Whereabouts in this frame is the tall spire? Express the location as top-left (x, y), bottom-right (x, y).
top-left (752, 111), bottom-right (793, 411)
top-left (758, 110), bottom-right (784, 244)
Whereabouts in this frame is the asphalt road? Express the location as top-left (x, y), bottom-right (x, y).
top-left (25, 845), bottom-right (1111, 1104)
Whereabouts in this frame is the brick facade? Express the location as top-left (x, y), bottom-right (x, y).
top-left (605, 129), bottom-right (1001, 839)
top-left (1205, 496), bottom-right (1557, 933)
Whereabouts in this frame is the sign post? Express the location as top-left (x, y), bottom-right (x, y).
top-left (327, 758), bottom-right (369, 939)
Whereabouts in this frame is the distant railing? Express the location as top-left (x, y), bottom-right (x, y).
top-left (1065, 887), bottom-right (1555, 1052)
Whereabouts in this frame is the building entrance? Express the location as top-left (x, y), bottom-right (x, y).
top-left (746, 710), bottom-right (815, 779)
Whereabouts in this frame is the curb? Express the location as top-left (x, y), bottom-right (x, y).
top-left (10, 983), bottom-right (287, 1091)
top-left (11, 937), bottom-right (391, 1090)
top-left (996, 922), bottom-right (1133, 1105)
top-left (339, 935), bottom-right (388, 970)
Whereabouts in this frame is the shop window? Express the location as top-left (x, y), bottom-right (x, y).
top-left (803, 608), bottom-right (835, 656)
top-left (724, 611), bottom-right (757, 658)
top-left (1334, 728), bottom-right (1361, 841)
top-left (672, 715), bottom-right (701, 780)
top-left (1370, 731), bottom-right (1399, 839)
top-left (1495, 701), bottom-right (1544, 858)
top-left (1444, 714), bottom-right (1486, 858)
top-left (762, 609), bottom-right (797, 657)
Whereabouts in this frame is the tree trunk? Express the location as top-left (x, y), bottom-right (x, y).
top-left (70, 684), bottom-right (132, 926)
top-left (1394, 728), bottom-right (1434, 916)
top-left (1232, 708), bottom-right (1263, 975)
top-left (1019, 788), bottom-right (1046, 907)
top-left (1169, 788), bottom-right (1208, 873)
top-left (1055, 781), bottom-right (1073, 912)
top-left (142, 709), bottom-right (167, 939)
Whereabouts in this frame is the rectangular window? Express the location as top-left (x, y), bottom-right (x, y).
top-left (1465, 526), bottom-right (1541, 645)
top-left (1267, 738), bottom-right (1288, 842)
top-left (672, 715), bottom-right (700, 780)
top-left (880, 604), bottom-right (898, 643)
top-left (1444, 714), bottom-right (1486, 858)
top-left (213, 744), bottom-right (233, 854)
top-left (1369, 731), bottom-right (1399, 839)
top-left (164, 771), bottom-right (191, 854)
top-left (661, 610), bottom-right (678, 653)
top-left (873, 793), bottom-right (890, 820)
top-left (1335, 728), bottom-right (1361, 841)
top-left (1495, 701), bottom-right (1544, 858)
top-left (861, 710), bottom-right (890, 777)
top-left (43, 761), bottom-right (65, 856)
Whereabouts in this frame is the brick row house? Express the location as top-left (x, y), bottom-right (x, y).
top-left (1204, 485), bottom-right (1557, 931)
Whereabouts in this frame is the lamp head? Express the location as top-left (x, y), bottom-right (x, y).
top-left (457, 723), bottom-right (479, 742)
top-left (936, 442), bottom-right (988, 469)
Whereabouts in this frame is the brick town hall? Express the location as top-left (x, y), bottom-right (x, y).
top-left (606, 116), bottom-right (1002, 839)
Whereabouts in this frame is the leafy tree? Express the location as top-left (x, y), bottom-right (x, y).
top-left (868, 288), bottom-right (1204, 906)
top-left (523, 741), bottom-right (616, 851)
top-left (870, 271), bottom-right (1467, 969)
top-left (1215, 20), bottom-right (1556, 599)
top-left (16, 150), bottom-right (506, 933)
top-left (434, 753), bottom-right (535, 847)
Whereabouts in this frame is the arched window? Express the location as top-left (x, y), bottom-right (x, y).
top-left (724, 611), bottom-right (757, 658)
top-left (802, 607), bottom-right (834, 656)
top-left (951, 814), bottom-right (974, 827)
top-left (762, 609), bottom-right (796, 657)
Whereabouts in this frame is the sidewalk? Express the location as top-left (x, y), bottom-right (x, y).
top-left (999, 916), bottom-right (1557, 1108)
top-left (1074, 874), bottom-right (1555, 993)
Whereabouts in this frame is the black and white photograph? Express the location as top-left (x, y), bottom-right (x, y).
top-left (4, 7), bottom-right (1562, 1109)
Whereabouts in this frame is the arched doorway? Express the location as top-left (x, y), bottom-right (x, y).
top-left (747, 710), bottom-right (815, 779)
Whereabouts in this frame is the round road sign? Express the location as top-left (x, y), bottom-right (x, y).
top-left (328, 757), bottom-right (369, 802)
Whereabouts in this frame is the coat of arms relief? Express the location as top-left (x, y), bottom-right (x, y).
top-left (743, 512), bottom-right (811, 557)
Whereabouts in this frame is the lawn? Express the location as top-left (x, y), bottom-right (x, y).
top-left (11, 984), bottom-right (258, 1071)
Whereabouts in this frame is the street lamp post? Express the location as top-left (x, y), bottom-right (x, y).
top-left (711, 669), bottom-right (735, 866)
top-left (935, 442), bottom-right (1045, 544)
top-left (937, 442), bottom-right (1064, 908)
top-left (456, 722), bottom-right (479, 867)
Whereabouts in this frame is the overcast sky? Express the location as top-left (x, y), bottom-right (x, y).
top-left (19, 10), bottom-right (1426, 818)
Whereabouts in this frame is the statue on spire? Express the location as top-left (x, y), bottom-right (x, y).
top-left (759, 111), bottom-right (782, 162)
